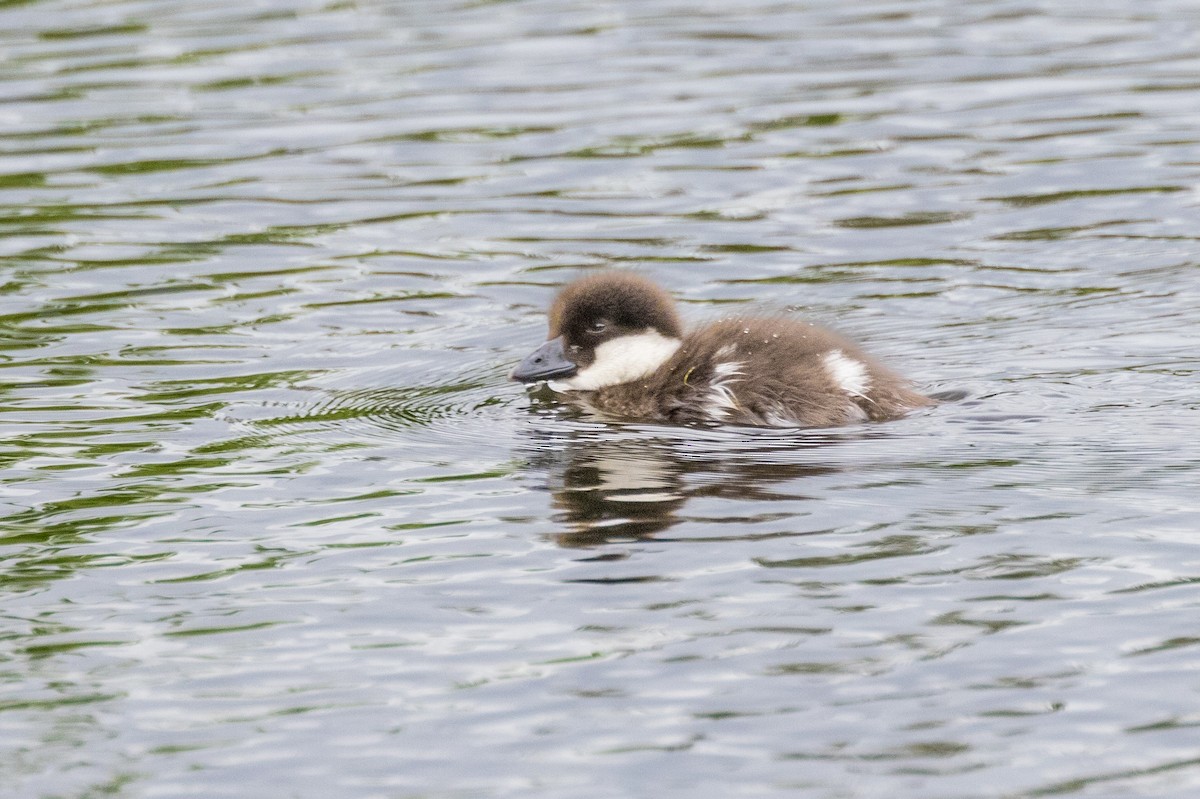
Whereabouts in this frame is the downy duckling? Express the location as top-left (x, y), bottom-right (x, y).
top-left (510, 272), bottom-right (933, 427)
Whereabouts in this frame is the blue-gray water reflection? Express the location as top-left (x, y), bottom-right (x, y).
top-left (3, 0), bottom-right (1200, 797)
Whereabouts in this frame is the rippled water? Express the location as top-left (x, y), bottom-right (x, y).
top-left (3, 1), bottom-right (1200, 796)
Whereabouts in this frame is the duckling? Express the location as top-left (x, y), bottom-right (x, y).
top-left (510, 272), bottom-right (933, 427)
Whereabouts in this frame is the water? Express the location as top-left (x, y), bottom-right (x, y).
top-left (3, 0), bottom-right (1199, 796)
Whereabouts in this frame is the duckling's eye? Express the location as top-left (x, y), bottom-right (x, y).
top-left (587, 320), bottom-right (608, 334)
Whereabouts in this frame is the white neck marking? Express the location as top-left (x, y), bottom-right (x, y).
top-left (549, 330), bottom-right (680, 391)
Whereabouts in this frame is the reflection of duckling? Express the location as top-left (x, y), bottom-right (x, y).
top-left (525, 434), bottom-right (842, 549)
top-left (511, 272), bottom-right (933, 427)
top-left (549, 442), bottom-right (686, 547)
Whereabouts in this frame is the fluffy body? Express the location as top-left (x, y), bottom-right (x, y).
top-left (578, 317), bottom-right (930, 427)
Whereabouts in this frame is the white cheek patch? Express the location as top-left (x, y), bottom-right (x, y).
top-left (823, 350), bottom-right (871, 398)
top-left (550, 331), bottom-right (681, 391)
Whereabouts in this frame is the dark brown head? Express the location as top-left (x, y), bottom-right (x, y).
top-left (511, 272), bottom-right (683, 389)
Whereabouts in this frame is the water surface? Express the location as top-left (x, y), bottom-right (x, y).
top-left (3, 1), bottom-right (1200, 797)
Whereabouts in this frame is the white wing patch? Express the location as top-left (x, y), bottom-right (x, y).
top-left (704, 360), bottom-right (744, 421)
top-left (823, 350), bottom-right (871, 399)
top-left (550, 331), bottom-right (681, 391)
top-left (759, 403), bottom-right (796, 428)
